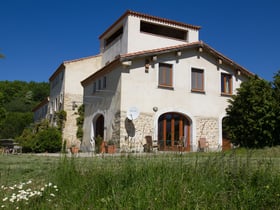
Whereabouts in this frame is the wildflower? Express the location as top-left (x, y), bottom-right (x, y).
top-left (1, 205), bottom-right (5, 208)
top-left (2, 197), bottom-right (8, 202)
top-left (50, 193), bottom-right (55, 197)
top-left (265, 185), bottom-right (270, 189)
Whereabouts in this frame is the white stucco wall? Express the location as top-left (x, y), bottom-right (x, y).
top-left (101, 14), bottom-right (199, 67)
top-left (49, 55), bottom-right (102, 147)
top-left (82, 67), bottom-right (122, 151)
top-left (126, 15), bottom-right (199, 53)
top-left (119, 49), bottom-right (247, 151)
top-left (64, 55), bottom-right (102, 94)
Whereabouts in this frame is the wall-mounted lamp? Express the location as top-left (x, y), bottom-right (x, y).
top-left (145, 59), bottom-right (150, 73)
top-left (153, 106), bottom-right (158, 112)
top-left (122, 60), bottom-right (132, 67)
top-left (236, 69), bottom-right (241, 76)
top-left (176, 51), bottom-right (182, 57)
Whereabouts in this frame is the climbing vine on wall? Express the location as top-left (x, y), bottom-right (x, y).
top-left (76, 104), bottom-right (84, 142)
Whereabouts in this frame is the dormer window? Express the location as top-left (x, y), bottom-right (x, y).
top-left (140, 21), bottom-right (187, 41)
top-left (105, 27), bottom-right (123, 47)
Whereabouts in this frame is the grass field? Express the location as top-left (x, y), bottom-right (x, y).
top-left (0, 148), bottom-right (280, 209)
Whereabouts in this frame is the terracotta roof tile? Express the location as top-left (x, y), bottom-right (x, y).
top-left (82, 41), bottom-right (254, 86)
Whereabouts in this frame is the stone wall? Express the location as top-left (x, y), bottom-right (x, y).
top-left (119, 111), bottom-right (154, 152)
top-left (195, 117), bottom-right (219, 150)
top-left (62, 93), bottom-right (82, 148)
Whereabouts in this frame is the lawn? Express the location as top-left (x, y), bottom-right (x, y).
top-left (0, 148), bottom-right (280, 209)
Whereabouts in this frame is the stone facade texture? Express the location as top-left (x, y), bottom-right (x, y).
top-left (196, 117), bottom-right (219, 150)
top-left (62, 93), bottom-right (82, 148)
top-left (119, 111), bottom-right (154, 152)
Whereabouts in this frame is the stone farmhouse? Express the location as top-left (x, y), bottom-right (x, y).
top-left (33, 10), bottom-right (254, 152)
top-left (33, 55), bottom-right (102, 148)
top-left (80, 11), bottom-right (254, 152)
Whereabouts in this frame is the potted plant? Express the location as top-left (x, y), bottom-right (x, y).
top-left (95, 135), bottom-right (105, 153)
top-left (105, 139), bottom-right (116, 154)
top-left (70, 144), bottom-right (79, 154)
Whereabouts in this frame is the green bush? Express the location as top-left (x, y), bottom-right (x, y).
top-left (17, 120), bottom-right (62, 153)
top-left (32, 127), bottom-right (62, 153)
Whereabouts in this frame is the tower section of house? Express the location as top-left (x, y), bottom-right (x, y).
top-left (81, 11), bottom-right (254, 153)
top-left (49, 55), bottom-right (102, 147)
top-left (99, 10), bottom-right (200, 67)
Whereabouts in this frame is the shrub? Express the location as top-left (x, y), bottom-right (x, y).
top-left (32, 127), bottom-right (62, 153)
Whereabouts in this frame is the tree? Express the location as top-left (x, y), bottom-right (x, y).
top-left (0, 112), bottom-right (33, 139)
top-left (224, 76), bottom-right (277, 148)
top-left (0, 81), bottom-right (49, 138)
top-left (272, 70), bottom-right (280, 145)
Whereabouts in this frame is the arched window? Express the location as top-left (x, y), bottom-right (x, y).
top-left (158, 112), bottom-right (190, 151)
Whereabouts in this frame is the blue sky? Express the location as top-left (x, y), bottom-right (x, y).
top-left (0, 0), bottom-right (279, 82)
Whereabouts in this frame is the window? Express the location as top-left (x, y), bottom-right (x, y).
top-left (93, 82), bottom-right (97, 93)
top-left (221, 73), bottom-right (232, 95)
top-left (191, 68), bottom-right (204, 92)
top-left (98, 79), bottom-right (102, 90)
top-left (103, 76), bottom-right (107, 89)
top-left (140, 21), bottom-right (187, 41)
top-left (159, 63), bottom-right (173, 87)
top-left (105, 27), bottom-right (123, 47)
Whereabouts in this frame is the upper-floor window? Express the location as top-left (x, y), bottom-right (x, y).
top-left (93, 81), bottom-right (97, 94)
top-left (191, 68), bottom-right (204, 92)
top-left (105, 27), bottom-right (123, 47)
top-left (98, 79), bottom-right (102, 90)
top-left (140, 21), bottom-right (187, 41)
top-left (103, 76), bottom-right (107, 89)
top-left (221, 73), bottom-right (232, 95)
top-left (159, 63), bottom-right (173, 88)
top-left (93, 76), bottom-right (107, 94)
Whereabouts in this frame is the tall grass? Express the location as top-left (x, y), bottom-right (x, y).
top-left (1, 148), bottom-right (280, 209)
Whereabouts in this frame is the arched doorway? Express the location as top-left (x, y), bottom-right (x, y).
top-left (94, 115), bottom-right (104, 139)
top-left (158, 112), bottom-right (191, 151)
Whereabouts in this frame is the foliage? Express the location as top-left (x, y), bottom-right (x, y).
top-left (0, 81), bottom-right (49, 112)
top-left (224, 76), bottom-right (277, 148)
top-left (0, 112), bottom-right (33, 139)
top-left (107, 139), bottom-right (116, 145)
top-left (31, 127), bottom-right (62, 153)
top-left (94, 135), bottom-right (104, 153)
top-left (76, 104), bottom-right (84, 141)
top-left (1, 180), bottom-right (59, 209)
top-left (0, 81), bottom-right (49, 139)
top-left (54, 110), bottom-right (67, 132)
top-left (0, 149), bottom-right (280, 209)
top-left (272, 70), bottom-right (280, 145)
top-left (16, 120), bottom-right (62, 153)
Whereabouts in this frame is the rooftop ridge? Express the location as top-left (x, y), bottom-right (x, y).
top-left (99, 10), bottom-right (201, 39)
